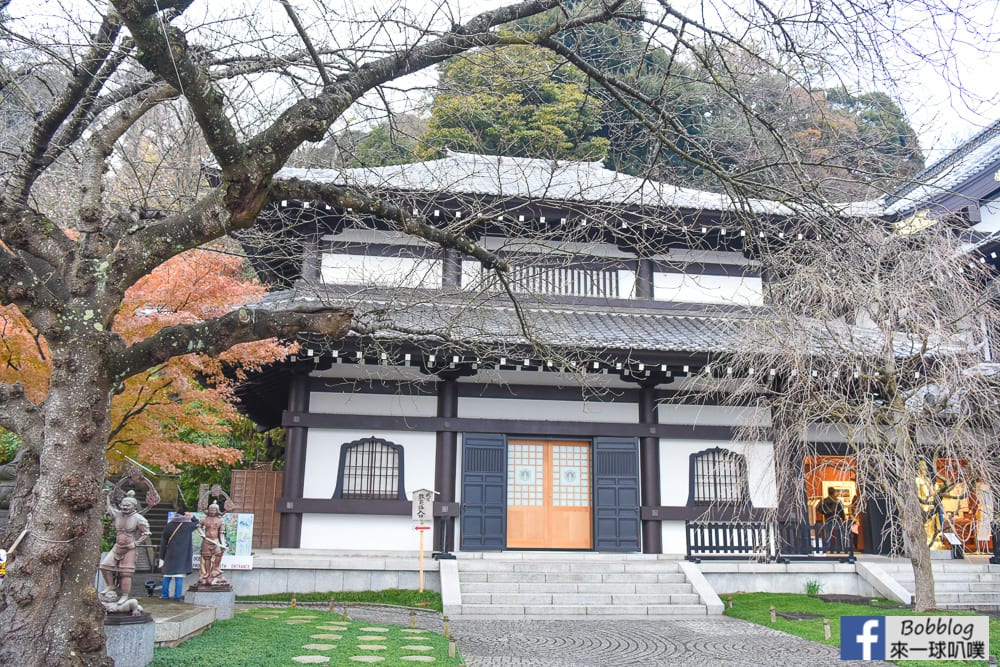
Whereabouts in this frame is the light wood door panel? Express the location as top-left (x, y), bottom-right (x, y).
top-left (507, 440), bottom-right (591, 549)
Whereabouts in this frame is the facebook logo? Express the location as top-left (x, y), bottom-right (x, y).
top-left (841, 616), bottom-right (886, 660)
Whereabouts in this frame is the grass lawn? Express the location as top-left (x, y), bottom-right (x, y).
top-left (724, 592), bottom-right (997, 667)
top-left (152, 606), bottom-right (462, 667)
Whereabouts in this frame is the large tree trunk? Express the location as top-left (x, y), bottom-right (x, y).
top-left (0, 336), bottom-right (114, 666)
top-left (899, 472), bottom-right (936, 612)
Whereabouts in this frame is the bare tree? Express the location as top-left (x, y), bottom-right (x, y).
top-left (0, 0), bottom-right (993, 662)
top-left (721, 218), bottom-right (1000, 612)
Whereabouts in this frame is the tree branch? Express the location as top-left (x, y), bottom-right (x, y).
top-left (0, 246), bottom-right (64, 327)
top-left (5, 11), bottom-right (122, 203)
top-left (279, 0), bottom-right (331, 87)
top-left (111, 0), bottom-right (243, 168)
top-left (109, 304), bottom-right (353, 382)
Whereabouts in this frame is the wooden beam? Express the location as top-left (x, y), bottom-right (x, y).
top-left (282, 411), bottom-right (741, 440)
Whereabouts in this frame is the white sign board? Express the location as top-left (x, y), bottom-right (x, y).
top-left (186, 511), bottom-right (255, 570)
top-left (411, 488), bottom-right (435, 525)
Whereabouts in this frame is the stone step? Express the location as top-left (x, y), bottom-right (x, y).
top-left (458, 570), bottom-right (688, 585)
top-left (453, 603), bottom-right (708, 618)
top-left (457, 560), bottom-right (678, 574)
top-left (460, 581), bottom-right (694, 595)
top-left (934, 592), bottom-right (1000, 604)
top-left (460, 592), bottom-right (702, 606)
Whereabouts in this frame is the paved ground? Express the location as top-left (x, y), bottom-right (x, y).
top-left (330, 605), bottom-right (893, 667)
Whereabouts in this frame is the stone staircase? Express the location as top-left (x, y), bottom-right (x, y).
top-left (447, 552), bottom-right (714, 619)
top-left (878, 557), bottom-right (1000, 611)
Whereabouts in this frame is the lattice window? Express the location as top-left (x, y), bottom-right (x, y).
top-left (688, 447), bottom-right (749, 505)
top-left (332, 437), bottom-right (405, 500)
top-left (552, 443), bottom-right (590, 507)
top-left (507, 442), bottom-right (543, 506)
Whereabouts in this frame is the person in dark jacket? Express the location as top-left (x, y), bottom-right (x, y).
top-left (158, 510), bottom-right (199, 600)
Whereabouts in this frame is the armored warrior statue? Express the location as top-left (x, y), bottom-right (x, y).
top-left (99, 466), bottom-right (158, 614)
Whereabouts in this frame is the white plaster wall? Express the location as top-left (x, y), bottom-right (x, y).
top-left (661, 520), bottom-right (687, 555)
top-left (303, 428), bottom-right (437, 498)
top-left (300, 514), bottom-right (435, 551)
top-left (657, 403), bottom-right (771, 427)
top-left (653, 272), bottom-right (763, 306)
top-left (617, 269), bottom-right (636, 298)
top-left (321, 253), bottom-right (442, 289)
top-left (658, 439), bottom-right (777, 509)
top-left (309, 391), bottom-right (437, 417)
top-left (458, 396), bottom-right (636, 422)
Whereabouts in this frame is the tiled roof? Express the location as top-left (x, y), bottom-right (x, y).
top-left (882, 120), bottom-right (1000, 216)
top-left (259, 287), bottom-right (948, 360)
top-left (262, 287), bottom-right (747, 355)
top-left (277, 150), bottom-right (797, 216)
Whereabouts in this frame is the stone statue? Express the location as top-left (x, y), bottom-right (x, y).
top-left (99, 489), bottom-right (151, 602)
top-left (197, 502), bottom-right (229, 587)
top-left (99, 588), bottom-right (143, 616)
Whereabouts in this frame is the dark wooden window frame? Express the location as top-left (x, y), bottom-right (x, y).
top-left (687, 446), bottom-right (750, 506)
top-left (332, 437), bottom-right (407, 501)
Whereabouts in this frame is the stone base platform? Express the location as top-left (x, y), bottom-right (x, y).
top-left (186, 586), bottom-right (236, 620)
top-left (140, 598), bottom-right (217, 647)
top-left (105, 613), bottom-right (155, 667)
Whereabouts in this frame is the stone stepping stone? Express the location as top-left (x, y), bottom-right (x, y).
top-left (316, 624), bottom-right (348, 630)
top-left (400, 629), bottom-right (427, 634)
top-left (290, 615), bottom-right (319, 619)
top-left (302, 644), bottom-right (337, 651)
top-left (360, 627), bottom-right (389, 632)
top-left (292, 657), bottom-right (330, 664)
top-left (400, 658), bottom-right (435, 663)
top-left (349, 657), bottom-right (385, 663)
top-left (285, 620), bottom-right (311, 624)
top-left (310, 634), bottom-right (342, 640)
top-left (401, 645), bottom-right (433, 652)
top-left (357, 645), bottom-right (387, 651)
top-left (357, 636), bottom-right (387, 641)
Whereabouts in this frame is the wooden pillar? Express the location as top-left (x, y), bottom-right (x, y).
top-left (635, 257), bottom-right (654, 300)
top-left (279, 373), bottom-right (310, 548)
top-left (435, 378), bottom-right (459, 553)
top-left (639, 384), bottom-right (662, 554)
top-left (442, 250), bottom-right (462, 289)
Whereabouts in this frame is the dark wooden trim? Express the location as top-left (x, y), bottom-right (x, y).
top-left (307, 377), bottom-right (728, 406)
top-left (642, 505), bottom-right (770, 521)
top-left (651, 260), bottom-right (760, 278)
top-left (274, 497), bottom-right (463, 517)
top-left (276, 498), bottom-right (411, 515)
top-left (639, 385), bottom-right (662, 554)
top-left (283, 411), bottom-right (740, 440)
top-left (279, 374), bottom-right (310, 547)
top-left (436, 378), bottom-right (459, 552)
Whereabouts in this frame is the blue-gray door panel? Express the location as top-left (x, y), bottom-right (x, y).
top-left (593, 437), bottom-right (640, 552)
top-left (460, 433), bottom-right (507, 550)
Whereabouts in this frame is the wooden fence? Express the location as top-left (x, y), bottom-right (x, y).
top-left (231, 469), bottom-right (283, 549)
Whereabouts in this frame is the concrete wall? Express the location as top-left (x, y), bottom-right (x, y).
top-left (699, 561), bottom-right (879, 597)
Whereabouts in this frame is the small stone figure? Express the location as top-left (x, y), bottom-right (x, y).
top-left (99, 588), bottom-right (144, 616)
top-left (99, 489), bottom-right (151, 600)
top-left (197, 502), bottom-right (229, 587)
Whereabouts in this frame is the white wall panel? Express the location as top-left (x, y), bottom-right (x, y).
top-left (653, 272), bottom-right (762, 306)
top-left (303, 428), bottom-right (436, 498)
top-left (300, 514), bottom-right (434, 550)
top-left (657, 403), bottom-right (770, 427)
top-left (321, 253), bottom-right (442, 289)
top-left (309, 391), bottom-right (437, 417)
top-left (458, 396), bottom-right (636, 423)
top-left (658, 439), bottom-right (776, 509)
